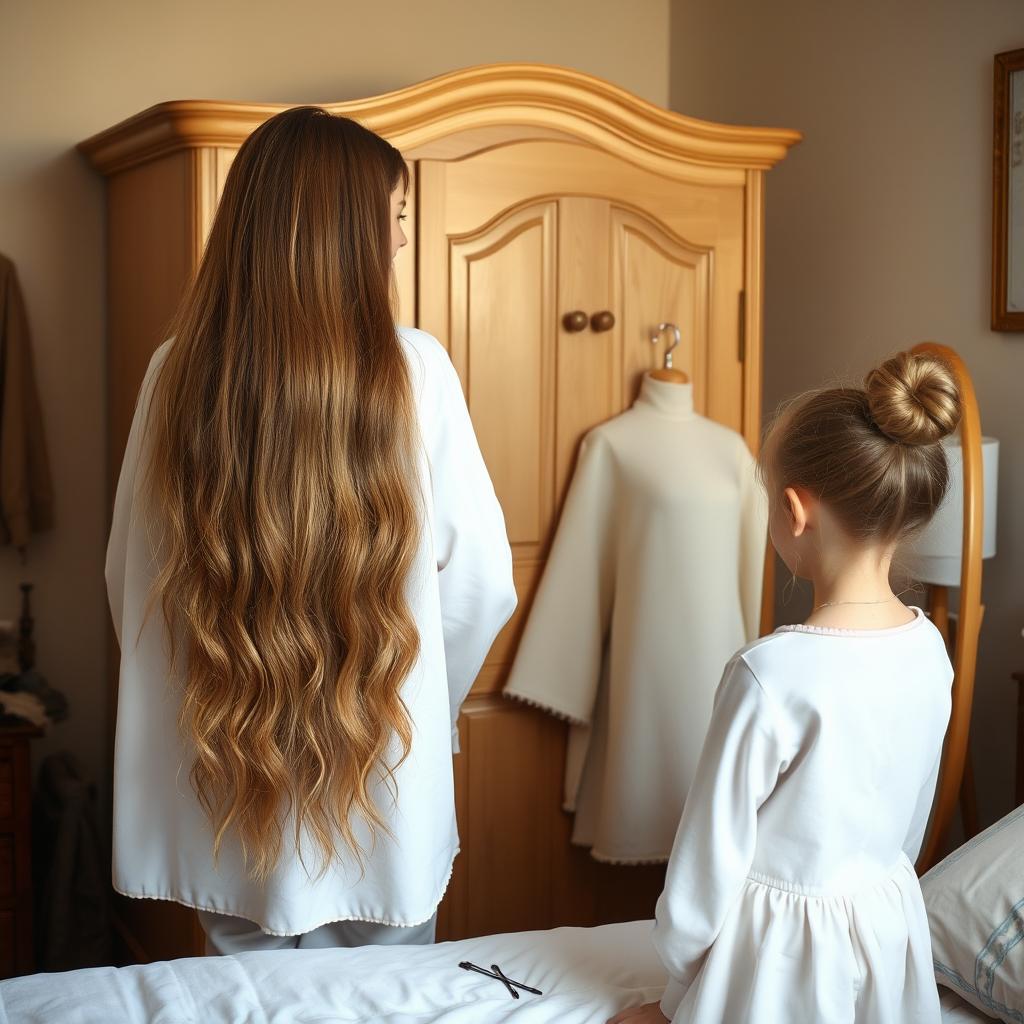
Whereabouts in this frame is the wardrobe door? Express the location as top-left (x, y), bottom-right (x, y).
top-left (419, 154), bottom-right (614, 939)
top-left (419, 157), bottom-right (619, 696)
top-left (609, 205), bottom-right (713, 409)
top-left (417, 142), bottom-right (748, 938)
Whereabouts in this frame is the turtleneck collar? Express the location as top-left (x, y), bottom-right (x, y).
top-left (634, 373), bottom-right (695, 419)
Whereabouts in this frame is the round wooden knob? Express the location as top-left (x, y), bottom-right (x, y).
top-left (590, 310), bottom-right (616, 332)
top-left (562, 310), bottom-right (589, 332)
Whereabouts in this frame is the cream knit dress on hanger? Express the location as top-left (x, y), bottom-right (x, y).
top-left (504, 374), bottom-right (766, 863)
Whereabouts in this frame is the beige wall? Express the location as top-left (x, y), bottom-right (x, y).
top-left (0, 0), bottom-right (670, 804)
top-left (671, 0), bottom-right (1023, 827)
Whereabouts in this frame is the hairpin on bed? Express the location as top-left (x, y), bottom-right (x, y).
top-left (457, 960), bottom-right (543, 997)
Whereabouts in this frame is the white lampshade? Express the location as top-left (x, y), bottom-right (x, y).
top-left (902, 436), bottom-right (999, 587)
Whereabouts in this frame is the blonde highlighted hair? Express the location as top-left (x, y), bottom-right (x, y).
top-left (761, 351), bottom-right (962, 543)
top-left (144, 107), bottom-right (418, 881)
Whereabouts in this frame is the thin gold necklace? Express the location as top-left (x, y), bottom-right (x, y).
top-left (813, 596), bottom-right (898, 611)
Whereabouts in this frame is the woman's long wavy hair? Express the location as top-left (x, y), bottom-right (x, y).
top-left (143, 107), bottom-right (419, 882)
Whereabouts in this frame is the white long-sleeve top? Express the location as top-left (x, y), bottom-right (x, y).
top-left (106, 326), bottom-right (516, 935)
top-left (503, 375), bottom-right (766, 863)
top-left (654, 609), bottom-right (952, 1023)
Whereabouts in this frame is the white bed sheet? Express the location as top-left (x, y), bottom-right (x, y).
top-left (0, 919), bottom-right (666, 1024)
top-left (0, 918), bottom-right (996, 1023)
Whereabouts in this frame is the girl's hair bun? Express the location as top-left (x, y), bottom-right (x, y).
top-left (864, 351), bottom-right (961, 446)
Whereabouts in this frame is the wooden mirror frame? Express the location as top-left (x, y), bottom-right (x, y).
top-left (913, 342), bottom-right (985, 874)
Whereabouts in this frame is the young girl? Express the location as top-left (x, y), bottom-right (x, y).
top-left (610, 351), bottom-right (959, 1022)
top-left (105, 107), bottom-right (516, 952)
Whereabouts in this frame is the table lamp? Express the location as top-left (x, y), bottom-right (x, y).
top-left (903, 436), bottom-right (999, 619)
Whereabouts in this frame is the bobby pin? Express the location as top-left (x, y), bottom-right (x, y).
top-left (488, 963), bottom-right (518, 999)
top-left (457, 960), bottom-right (543, 996)
top-left (492, 963), bottom-right (525, 999)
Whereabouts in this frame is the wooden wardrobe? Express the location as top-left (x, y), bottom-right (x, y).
top-left (80, 63), bottom-right (800, 962)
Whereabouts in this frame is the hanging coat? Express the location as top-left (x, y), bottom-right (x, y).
top-left (504, 374), bottom-right (765, 863)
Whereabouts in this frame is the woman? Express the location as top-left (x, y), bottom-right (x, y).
top-left (106, 107), bottom-right (516, 952)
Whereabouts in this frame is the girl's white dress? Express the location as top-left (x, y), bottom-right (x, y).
top-left (106, 327), bottom-right (516, 936)
top-left (654, 608), bottom-right (952, 1023)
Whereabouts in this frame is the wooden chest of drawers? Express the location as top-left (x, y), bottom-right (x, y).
top-left (0, 723), bottom-right (40, 977)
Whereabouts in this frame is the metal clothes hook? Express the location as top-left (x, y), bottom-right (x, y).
top-left (650, 322), bottom-right (681, 369)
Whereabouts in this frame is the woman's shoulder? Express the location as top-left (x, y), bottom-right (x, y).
top-left (395, 327), bottom-right (470, 445)
top-left (397, 326), bottom-right (459, 392)
top-left (397, 325), bottom-right (448, 367)
top-left (396, 324), bottom-right (440, 347)
top-left (133, 339), bottom-right (175, 408)
top-left (140, 338), bottom-right (174, 375)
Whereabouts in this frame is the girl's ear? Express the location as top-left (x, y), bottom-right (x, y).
top-left (783, 486), bottom-right (809, 538)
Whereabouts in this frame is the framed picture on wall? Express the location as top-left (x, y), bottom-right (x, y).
top-left (993, 47), bottom-right (1024, 331)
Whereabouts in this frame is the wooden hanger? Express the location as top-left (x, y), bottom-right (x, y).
top-left (649, 322), bottom-right (688, 383)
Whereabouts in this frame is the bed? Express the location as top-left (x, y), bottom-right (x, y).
top-left (5, 803), bottom-right (1021, 1023)
top-left (940, 989), bottom-right (1001, 1023)
top-left (0, 917), bottom-right (995, 1023)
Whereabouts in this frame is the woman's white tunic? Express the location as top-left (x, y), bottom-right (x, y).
top-left (655, 609), bottom-right (952, 1023)
top-left (504, 376), bottom-right (766, 862)
top-left (105, 327), bottom-right (516, 935)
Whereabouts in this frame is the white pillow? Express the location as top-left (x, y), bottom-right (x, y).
top-left (921, 805), bottom-right (1024, 1024)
